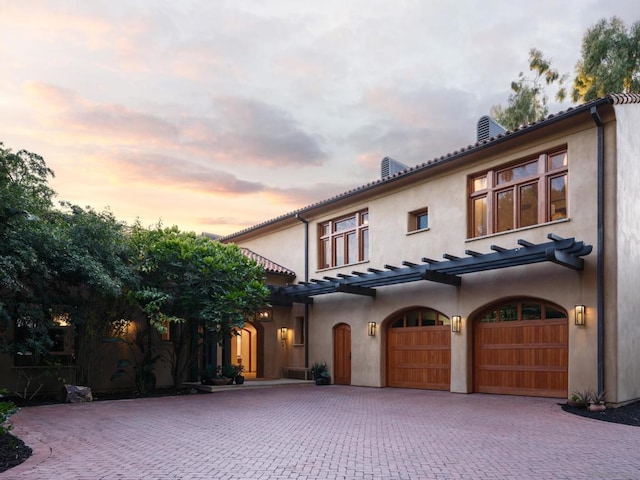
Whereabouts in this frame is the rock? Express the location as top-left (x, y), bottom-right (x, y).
top-left (63, 385), bottom-right (93, 403)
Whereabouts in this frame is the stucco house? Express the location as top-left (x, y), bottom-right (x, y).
top-left (220, 93), bottom-right (640, 405)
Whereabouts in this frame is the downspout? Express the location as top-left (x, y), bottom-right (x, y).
top-left (295, 213), bottom-right (310, 370)
top-left (590, 106), bottom-right (605, 394)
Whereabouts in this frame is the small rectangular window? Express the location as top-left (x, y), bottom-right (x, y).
top-left (408, 208), bottom-right (428, 232)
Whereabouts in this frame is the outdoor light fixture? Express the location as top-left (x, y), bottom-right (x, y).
top-left (575, 305), bottom-right (586, 326)
top-left (256, 308), bottom-right (273, 322)
top-left (367, 322), bottom-right (376, 336)
top-left (280, 327), bottom-right (288, 347)
top-left (451, 315), bottom-right (462, 333)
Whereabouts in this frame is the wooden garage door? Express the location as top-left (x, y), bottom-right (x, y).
top-left (387, 308), bottom-right (450, 390)
top-left (474, 300), bottom-right (568, 398)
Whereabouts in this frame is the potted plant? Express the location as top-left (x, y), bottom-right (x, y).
top-left (588, 389), bottom-right (606, 412)
top-left (568, 389), bottom-right (590, 408)
top-left (311, 361), bottom-right (331, 385)
top-left (221, 364), bottom-right (239, 385)
top-left (200, 364), bottom-right (217, 386)
top-left (234, 364), bottom-right (245, 385)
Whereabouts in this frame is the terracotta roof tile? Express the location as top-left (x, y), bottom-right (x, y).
top-left (240, 248), bottom-right (296, 277)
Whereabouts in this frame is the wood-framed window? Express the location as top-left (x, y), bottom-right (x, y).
top-left (408, 208), bottom-right (428, 233)
top-left (319, 209), bottom-right (369, 269)
top-left (469, 149), bottom-right (568, 238)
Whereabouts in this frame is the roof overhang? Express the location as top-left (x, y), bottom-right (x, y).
top-left (268, 234), bottom-right (592, 304)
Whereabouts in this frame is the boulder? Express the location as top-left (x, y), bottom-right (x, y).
top-left (63, 385), bottom-right (93, 403)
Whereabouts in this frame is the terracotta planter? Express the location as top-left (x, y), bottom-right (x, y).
top-left (589, 403), bottom-right (606, 412)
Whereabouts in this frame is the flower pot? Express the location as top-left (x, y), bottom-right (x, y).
top-left (589, 403), bottom-right (606, 412)
top-left (235, 375), bottom-right (245, 385)
top-left (210, 378), bottom-right (232, 386)
top-left (567, 400), bottom-right (588, 408)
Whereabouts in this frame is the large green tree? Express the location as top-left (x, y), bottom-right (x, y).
top-left (1, 143), bottom-right (136, 387)
top-left (128, 225), bottom-right (269, 387)
top-left (572, 17), bottom-right (640, 102)
top-left (491, 48), bottom-right (567, 130)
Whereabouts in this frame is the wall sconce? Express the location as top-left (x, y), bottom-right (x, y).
top-left (451, 315), bottom-right (462, 333)
top-left (256, 308), bottom-right (273, 322)
top-left (280, 327), bottom-right (288, 347)
top-left (367, 322), bottom-right (376, 336)
top-left (575, 305), bottom-right (586, 326)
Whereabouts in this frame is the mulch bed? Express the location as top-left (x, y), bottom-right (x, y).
top-left (0, 433), bottom-right (32, 473)
top-left (560, 400), bottom-right (640, 426)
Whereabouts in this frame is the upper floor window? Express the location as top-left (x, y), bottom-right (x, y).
top-left (469, 149), bottom-right (568, 238)
top-left (408, 207), bottom-right (428, 233)
top-left (319, 209), bottom-right (369, 269)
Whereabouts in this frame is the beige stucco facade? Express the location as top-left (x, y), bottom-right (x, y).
top-left (226, 97), bottom-right (640, 405)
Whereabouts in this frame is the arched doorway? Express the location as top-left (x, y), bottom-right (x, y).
top-left (473, 298), bottom-right (568, 398)
top-left (386, 307), bottom-right (451, 390)
top-left (333, 323), bottom-right (351, 385)
top-left (230, 322), bottom-right (262, 379)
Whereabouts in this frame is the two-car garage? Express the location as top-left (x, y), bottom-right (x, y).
top-left (386, 300), bottom-right (568, 398)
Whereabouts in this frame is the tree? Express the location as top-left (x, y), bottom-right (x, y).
top-left (491, 49), bottom-right (568, 130)
top-left (572, 17), bottom-right (640, 102)
top-left (128, 225), bottom-right (269, 387)
top-left (1, 143), bottom-right (136, 388)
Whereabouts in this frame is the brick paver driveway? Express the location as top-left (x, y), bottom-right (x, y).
top-left (2, 384), bottom-right (639, 479)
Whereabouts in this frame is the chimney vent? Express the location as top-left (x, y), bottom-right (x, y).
top-left (381, 156), bottom-right (408, 179)
top-left (477, 116), bottom-right (506, 142)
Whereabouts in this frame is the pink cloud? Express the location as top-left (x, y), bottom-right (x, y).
top-left (24, 82), bottom-right (178, 144)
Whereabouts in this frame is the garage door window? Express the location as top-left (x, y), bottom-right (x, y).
top-left (391, 308), bottom-right (450, 328)
top-left (478, 301), bottom-right (566, 322)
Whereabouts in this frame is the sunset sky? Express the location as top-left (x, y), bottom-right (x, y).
top-left (1, 1), bottom-right (638, 236)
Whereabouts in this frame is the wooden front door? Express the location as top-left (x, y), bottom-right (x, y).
top-left (333, 323), bottom-right (351, 385)
top-left (473, 300), bottom-right (568, 398)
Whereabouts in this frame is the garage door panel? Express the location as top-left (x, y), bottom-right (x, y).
top-left (474, 316), bottom-right (567, 398)
top-left (388, 325), bottom-right (450, 391)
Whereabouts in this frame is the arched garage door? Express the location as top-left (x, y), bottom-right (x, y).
top-left (387, 308), bottom-right (450, 390)
top-left (473, 300), bottom-right (568, 398)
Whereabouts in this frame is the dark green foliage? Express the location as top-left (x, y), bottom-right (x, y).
top-left (573, 17), bottom-right (640, 101)
top-left (129, 225), bottom-right (270, 387)
top-left (1, 141), bottom-right (270, 394)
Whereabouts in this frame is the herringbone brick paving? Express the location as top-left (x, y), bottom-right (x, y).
top-left (2, 385), bottom-right (639, 479)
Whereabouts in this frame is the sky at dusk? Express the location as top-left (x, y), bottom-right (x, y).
top-left (1, 1), bottom-right (639, 236)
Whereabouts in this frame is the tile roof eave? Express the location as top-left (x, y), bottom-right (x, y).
top-left (220, 94), bottom-right (640, 242)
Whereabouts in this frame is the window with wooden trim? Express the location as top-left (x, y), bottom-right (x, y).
top-left (469, 149), bottom-right (568, 238)
top-left (408, 208), bottom-right (428, 233)
top-left (319, 209), bottom-right (369, 269)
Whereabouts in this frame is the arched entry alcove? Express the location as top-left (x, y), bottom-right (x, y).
top-left (385, 306), bottom-right (451, 390)
top-left (472, 298), bottom-right (568, 398)
top-left (230, 321), bottom-right (263, 379)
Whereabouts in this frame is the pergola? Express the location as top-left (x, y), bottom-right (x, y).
top-left (269, 234), bottom-right (592, 305)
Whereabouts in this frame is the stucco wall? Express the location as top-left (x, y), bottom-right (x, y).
top-left (613, 103), bottom-right (640, 403)
top-left (230, 108), bottom-right (638, 400)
